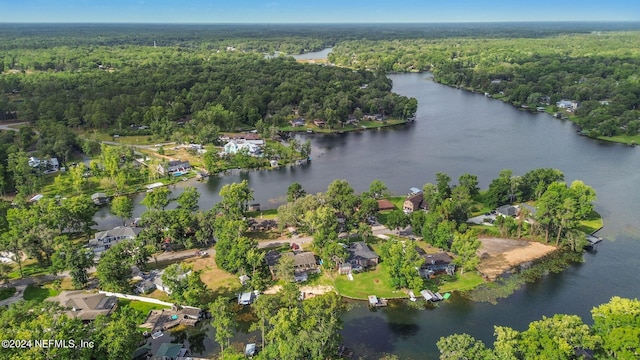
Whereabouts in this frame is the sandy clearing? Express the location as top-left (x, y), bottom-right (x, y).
top-left (477, 237), bottom-right (557, 280)
top-left (262, 284), bottom-right (335, 297)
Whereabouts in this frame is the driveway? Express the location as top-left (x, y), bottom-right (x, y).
top-left (0, 121), bottom-right (28, 132)
top-left (0, 284), bottom-right (28, 307)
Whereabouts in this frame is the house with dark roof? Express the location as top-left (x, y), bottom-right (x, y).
top-left (403, 192), bottom-right (424, 213)
top-left (290, 118), bottom-right (306, 127)
top-left (518, 203), bottom-right (537, 217)
top-left (345, 241), bottom-right (379, 269)
top-left (265, 251), bottom-right (318, 280)
top-left (89, 226), bottom-right (142, 258)
top-left (416, 248), bottom-right (455, 276)
top-left (154, 343), bottom-right (188, 360)
top-left (46, 291), bottom-right (118, 321)
top-left (496, 204), bottom-right (518, 217)
top-left (376, 199), bottom-right (395, 211)
top-left (157, 160), bottom-right (191, 176)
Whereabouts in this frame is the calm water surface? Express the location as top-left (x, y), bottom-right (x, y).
top-left (97, 72), bottom-right (640, 359)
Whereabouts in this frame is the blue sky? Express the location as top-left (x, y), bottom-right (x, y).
top-left (2, 0), bottom-right (639, 23)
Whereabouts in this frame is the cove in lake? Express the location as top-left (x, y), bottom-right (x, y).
top-left (96, 72), bottom-right (640, 359)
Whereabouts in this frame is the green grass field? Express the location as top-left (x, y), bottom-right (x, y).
top-left (0, 287), bottom-right (17, 301)
top-left (23, 284), bottom-right (58, 302)
top-left (597, 134), bottom-right (640, 146)
top-left (437, 272), bottom-right (485, 293)
top-left (334, 262), bottom-right (406, 300)
top-left (118, 299), bottom-right (171, 323)
top-left (577, 210), bottom-right (604, 234)
top-left (8, 262), bottom-right (50, 279)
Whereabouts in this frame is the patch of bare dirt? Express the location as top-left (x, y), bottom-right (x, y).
top-left (262, 285), bottom-right (335, 298)
top-left (477, 237), bottom-right (557, 281)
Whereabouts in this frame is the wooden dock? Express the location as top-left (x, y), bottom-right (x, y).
top-left (140, 306), bottom-right (203, 332)
top-left (368, 295), bottom-right (388, 307)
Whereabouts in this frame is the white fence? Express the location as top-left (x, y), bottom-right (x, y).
top-left (98, 291), bottom-right (174, 307)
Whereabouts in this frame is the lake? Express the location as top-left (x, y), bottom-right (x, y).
top-left (98, 72), bottom-right (640, 359)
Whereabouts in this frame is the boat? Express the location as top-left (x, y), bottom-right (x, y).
top-left (408, 291), bottom-right (417, 302)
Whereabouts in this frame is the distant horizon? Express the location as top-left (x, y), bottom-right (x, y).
top-left (0, 20), bottom-right (640, 25)
top-left (3, 1), bottom-right (639, 24)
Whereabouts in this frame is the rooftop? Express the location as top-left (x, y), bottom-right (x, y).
top-left (46, 291), bottom-right (118, 321)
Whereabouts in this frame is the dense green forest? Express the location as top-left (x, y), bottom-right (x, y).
top-left (328, 31), bottom-right (640, 138)
top-left (2, 23), bottom-right (640, 195)
top-left (0, 27), bottom-right (417, 195)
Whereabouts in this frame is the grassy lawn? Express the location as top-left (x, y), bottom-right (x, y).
top-left (387, 196), bottom-right (405, 209)
top-left (334, 262), bottom-right (406, 300)
top-left (246, 208), bottom-right (278, 219)
top-left (577, 210), bottom-right (604, 234)
top-left (23, 284), bottom-right (59, 302)
top-left (0, 287), bottom-right (16, 300)
top-left (597, 134), bottom-right (640, 146)
top-left (437, 272), bottom-right (485, 293)
top-left (8, 262), bottom-right (50, 279)
top-left (118, 299), bottom-right (170, 323)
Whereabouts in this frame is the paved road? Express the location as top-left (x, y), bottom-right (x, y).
top-left (0, 121), bottom-right (28, 132)
top-left (0, 284), bottom-right (28, 307)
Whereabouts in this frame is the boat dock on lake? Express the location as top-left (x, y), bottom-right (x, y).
top-left (368, 295), bottom-right (388, 307)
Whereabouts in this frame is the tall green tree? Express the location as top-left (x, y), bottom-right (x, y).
top-left (96, 242), bottom-right (132, 292)
top-left (218, 180), bottom-right (254, 219)
top-left (92, 306), bottom-right (144, 360)
top-left (110, 196), bottom-right (134, 226)
top-left (450, 231), bottom-right (481, 274)
top-left (141, 186), bottom-right (171, 210)
top-left (210, 297), bottom-right (235, 356)
top-left (368, 179), bottom-right (388, 199)
top-left (286, 182), bottom-right (306, 203)
top-left (177, 186), bottom-right (200, 211)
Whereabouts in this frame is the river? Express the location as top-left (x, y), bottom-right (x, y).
top-left (96, 70), bottom-right (640, 358)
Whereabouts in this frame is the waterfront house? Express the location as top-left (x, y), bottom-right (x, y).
top-left (223, 140), bottom-right (261, 156)
top-left (89, 226), bottom-right (142, 258)
top-left (157, 160), bottom-right (191, 176)
top-left (376, 199), bottom-right (395, 211)
top-left (556, 99), bottom-right (579, 111)
top-left (344, 241), bottom-right (379, 270)
top-left (403, 192), bottom-right (424, 213)
top-left (313, 119), bottom-right (326, 127)
top-left (265, 251), bottom-right (318, 280)
top-left (46, 291), bottom-right (118, 321)
top-left (290, 118), bottom-right (306, 127)
top-left (417, 248), bottom-right (455, 277)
